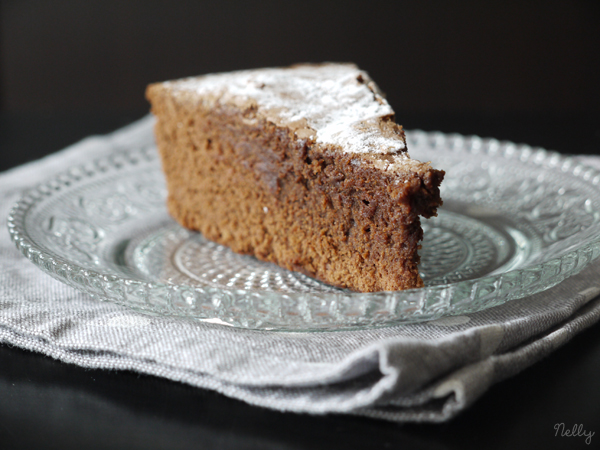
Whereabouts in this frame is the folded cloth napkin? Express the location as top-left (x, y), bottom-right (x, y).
top-left (1, 116), bottom-right (599, 422)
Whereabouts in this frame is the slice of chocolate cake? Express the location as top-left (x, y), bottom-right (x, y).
top-left (146, 63), bottom-right (444, 292)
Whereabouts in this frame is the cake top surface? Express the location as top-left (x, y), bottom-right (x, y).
top-left (159, 63), bottom-right (409, 156)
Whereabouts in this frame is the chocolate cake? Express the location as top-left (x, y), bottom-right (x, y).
top-left (146, 63), bottom-right (444, 292)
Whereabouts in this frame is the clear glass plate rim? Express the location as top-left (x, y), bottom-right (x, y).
top-left (7, 131), bottom-right (600, 307)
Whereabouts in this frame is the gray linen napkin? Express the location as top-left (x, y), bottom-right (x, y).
top-left (1, 116), bottom-right (599, 422)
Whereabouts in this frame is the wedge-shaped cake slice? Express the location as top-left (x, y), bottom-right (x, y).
top-left (146, 63), bottom-right (444, 292)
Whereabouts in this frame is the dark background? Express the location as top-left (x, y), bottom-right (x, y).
top-left (1, 0), bottom-right (600, 165)
top-left (1, 1), bottom-right (600, 449)
top-left (3, 0), bottom-right (600, 115)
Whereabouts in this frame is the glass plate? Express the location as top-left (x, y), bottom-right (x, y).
top-left (8, 131), bottom-right (600, 331)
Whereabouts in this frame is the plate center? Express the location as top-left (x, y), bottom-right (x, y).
top-left (131, 208), bottom-right (531, 292)
top-left (420, 208), bottom-right (529, 284)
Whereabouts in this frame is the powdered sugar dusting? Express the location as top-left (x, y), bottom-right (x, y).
top-left (163, 64), bottom-right (407, 155)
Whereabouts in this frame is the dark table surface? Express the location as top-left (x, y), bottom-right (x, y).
top-left (1, 112), bottom-right (599, 450)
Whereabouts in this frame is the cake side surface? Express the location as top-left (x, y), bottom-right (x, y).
top-left (146, 64), bottom-right (444, 292)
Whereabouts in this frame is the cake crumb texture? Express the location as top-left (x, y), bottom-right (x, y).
top-left (147, 64), bottom-right (444, 292)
